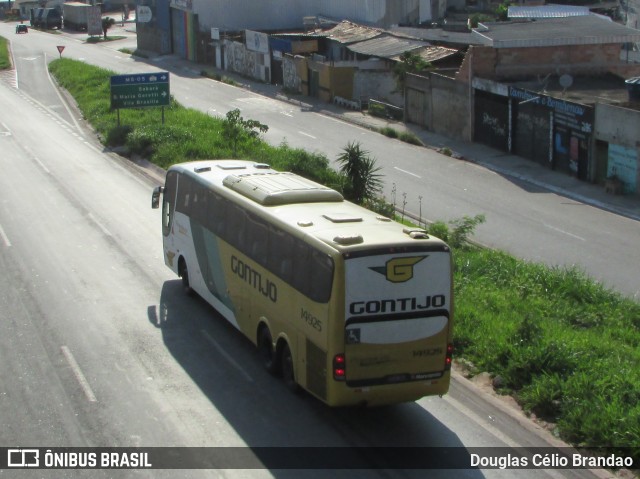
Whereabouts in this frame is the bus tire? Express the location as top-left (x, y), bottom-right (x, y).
top-left (178, 258), bottom-right (193, 296)
top-left (258, 326), bottom-right (279, 375)
top-left (281, 343), bottom-right (299, 393)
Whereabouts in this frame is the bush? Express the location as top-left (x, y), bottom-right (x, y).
top-left (379, 127), bottom-right (399, 138)
top-left (106, 125), bottom-right (132, 147)
top-left (368, 103), bottom-right (386, 118)
top-left (426, 214), bottom-right (485, 249)
top-left (364, 196), bottom-right (396, 218)
top-left (398, 131), bottom-right (422, 145)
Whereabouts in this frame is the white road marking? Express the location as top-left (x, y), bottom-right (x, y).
top-left (298, 131), bottom-right (316, 139)
top-left (201, 329), bottom-right (254, 382)
top-left (394, 166), bottom-right (422, 179)
top-left (31, 155), bottom-right (51, 174)
top-left (87, 213), bottom-right (113, 237)
top-left (0, 223), bottom-right (11, 247)
top-left (61, 345), bottom-right (98, 402)
top-left (543, 223), bottom-right (586, 241)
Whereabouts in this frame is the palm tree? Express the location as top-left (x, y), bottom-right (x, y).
top-left (336, 141), bottom-right (383, 204)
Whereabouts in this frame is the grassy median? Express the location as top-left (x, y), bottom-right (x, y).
top-left (0, 36), bottom-right (10, 70)
top-left (49, 58), bottom-right (640, 462)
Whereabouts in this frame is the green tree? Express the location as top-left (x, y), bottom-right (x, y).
top-left (392, 51), bottom-right (431, 93)
top-left (102, 17), bottom-right (115, 39)
top-left (336, 141), bottom-right (383, 204)
top-left (495, 1), bottom-right (511, 21)
top-left (222, 108), bottom-right (269, 156)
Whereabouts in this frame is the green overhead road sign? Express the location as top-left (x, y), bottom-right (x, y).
top-left (110, 72), bottom-right (170, 110)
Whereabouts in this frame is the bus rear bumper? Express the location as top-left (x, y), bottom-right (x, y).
top-left (327, 371), bottom-right (451, 407)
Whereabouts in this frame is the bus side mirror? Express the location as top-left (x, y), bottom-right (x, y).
top-left (151, 186), bottom-right (164, 209)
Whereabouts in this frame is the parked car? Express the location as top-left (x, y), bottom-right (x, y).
top-left (16, 24), bottom-right (29, 34)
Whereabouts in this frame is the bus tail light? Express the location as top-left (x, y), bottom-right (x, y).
top-left (445, 343), bottom-right (453, 370)
top-left (333, 354), bottom-right (346, 381)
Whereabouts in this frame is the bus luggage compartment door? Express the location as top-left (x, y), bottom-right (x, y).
top-left (343, 315), bottom-right (449, 387)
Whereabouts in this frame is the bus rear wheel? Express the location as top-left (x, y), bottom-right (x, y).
top-left (258, 327), bottom-right (279, 375)
top-left (281, 343), bottom-right (299, 393)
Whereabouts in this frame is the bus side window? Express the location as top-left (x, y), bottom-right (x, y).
top-left (162, 171), bottom-right (178, 236)
top-left (292, 241), bottom-right (311, 296)
top-left (228, 204), bottom-right (246, 253)
top-left (191, 182), bottom-right (208, 226)
top-left (309, 250), bottom-right (334, 302)
top-left (268, 226), bottom-right (293, 283)
top-left (207, 191), bottom-right (225, 236)
top-left (176, 174), bottom-right (193, 215)
top-left (247, 213), bottom-right (268, 264)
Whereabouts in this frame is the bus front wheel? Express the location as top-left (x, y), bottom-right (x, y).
top-left (258, 327), bottom-right (279, 375)
top-left (179, 258), bottom-right (193, 296)
top-left (281, 343), bottom-right (299, 393)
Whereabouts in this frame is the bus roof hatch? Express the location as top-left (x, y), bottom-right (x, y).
top-left (223, 172), bottom-right (344, 206)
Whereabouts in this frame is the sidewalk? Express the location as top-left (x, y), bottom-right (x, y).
top-left (146, 53), bottom-right (640, 222)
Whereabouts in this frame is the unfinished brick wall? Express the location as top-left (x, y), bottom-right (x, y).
top-left (457, 44), bottom-right (640, 82)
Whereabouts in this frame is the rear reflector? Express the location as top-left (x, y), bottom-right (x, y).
top-left (333, 354), bottom-right (346, 381)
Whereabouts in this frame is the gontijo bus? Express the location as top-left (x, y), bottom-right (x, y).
top-left (151, 160), bottom-right (453, 406)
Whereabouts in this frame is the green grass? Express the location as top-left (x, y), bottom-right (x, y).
top-left (49, 58), bottom-right (640, 461)
top-left (377, 127), bottom-right (423, 146)
top-left (452, 248), bottom-right (640, 452)
top-left (0, 36), bottom-right (10, 70)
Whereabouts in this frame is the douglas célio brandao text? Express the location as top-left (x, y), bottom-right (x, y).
top-left (470, 452), bottom-right (635, 469)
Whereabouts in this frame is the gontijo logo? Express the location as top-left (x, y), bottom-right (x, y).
top-left (369, 256), bottom-right (427, 283)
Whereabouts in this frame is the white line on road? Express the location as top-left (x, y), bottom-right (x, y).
top-left (298, 131), bottom-right (316, 139)
top-left (87, 213), bottom-right (113, 237)
top-left (543, 223), bottom-right (586, 241)
top-left (32, 155), bottom-right (51, 174)
top-left (0, 223), bottom-right (12, 247)
top-left (201, 329), bottom-right (254, 382)
top-left (394, 166), bottom-right (422, 179)
top-left (61, 345), bottom-right (98, 402)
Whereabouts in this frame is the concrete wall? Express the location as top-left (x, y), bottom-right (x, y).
top-left (283, 55), bottom-right (305, 94)
top-left (321, 0), bottom-right (420, 27)
top-left (406, 72), bottom-right (470, 141)
top-left (308, 60), bottom-right (332, 102)
top-left (331, 67), bottom-right (356, 100)
top-left (192, 0), bottom-right (420, 33)
top-left (193, 0), bottom-right (308, 31)
top-left (594, 103), bottom-right (640, 193)
top-left (224, 40), bottom-right (271, 83)
top-left (354, 70), bottom-right (403, 106)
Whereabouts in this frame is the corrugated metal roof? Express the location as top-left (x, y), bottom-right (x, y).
top-left (473, 15), bottom-right (640, 48)
top-left (346, 33), bottom-right (428, 58)
top-left (409, 46), bottom-right (459, 63)
top-left (508, 5), bottom-right (590, 18)
top-left (390, 26), bottom-right (484, 46)
top-left (320, 20), bottom-right (383, 44)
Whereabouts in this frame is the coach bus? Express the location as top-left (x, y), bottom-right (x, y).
top-left (151, 160), bottom-right (453, 406)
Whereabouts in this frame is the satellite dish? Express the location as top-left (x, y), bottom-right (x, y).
top-left (559, 74), bottom-right (573, 90)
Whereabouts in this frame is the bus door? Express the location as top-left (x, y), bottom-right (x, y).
top-left (343, 252), bottom-right (452, 387)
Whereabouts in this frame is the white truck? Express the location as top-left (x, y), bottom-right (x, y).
top-left (62, 2), bottom-right (99, 31)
